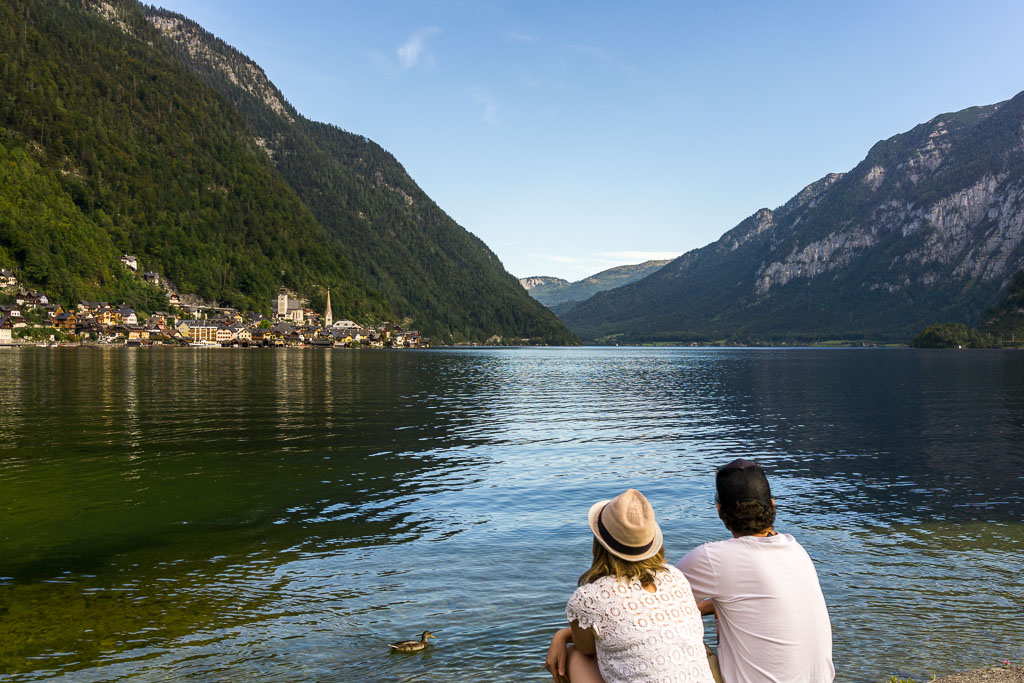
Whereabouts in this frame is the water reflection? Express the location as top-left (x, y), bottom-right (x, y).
top-left (0, 347), bottom-right (1021, 681)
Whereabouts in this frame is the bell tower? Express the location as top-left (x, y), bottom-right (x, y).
top-left (277, 287), bottom-right (288, 318)
top-left (324, 288), bottom-right (333, 328)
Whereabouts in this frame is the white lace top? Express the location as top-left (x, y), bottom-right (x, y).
top-left (565, 565), bottom-right (715, 683)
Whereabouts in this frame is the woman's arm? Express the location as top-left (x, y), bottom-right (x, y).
top-left (569, 619), bottom-right (596, 656)
top-left (545, 627), bottom-right (573, 683)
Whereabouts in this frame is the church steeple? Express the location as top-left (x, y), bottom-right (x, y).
top-left (324, 287), bottom-right (333, 328)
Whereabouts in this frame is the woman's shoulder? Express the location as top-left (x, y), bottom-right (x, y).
top-left (573, 574), bottom-right (621, 595)
top-left (658, 563), bottom-right (687, 581)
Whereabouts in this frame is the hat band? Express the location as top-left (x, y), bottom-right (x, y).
top-left (597, 504), bottom-right (655, 557)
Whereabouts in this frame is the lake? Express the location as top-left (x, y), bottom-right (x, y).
top-left (1, 346), bottom-right (1022, 681)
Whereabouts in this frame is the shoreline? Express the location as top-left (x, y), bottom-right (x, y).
top-left (935, 665), bottom-right (1024, 682)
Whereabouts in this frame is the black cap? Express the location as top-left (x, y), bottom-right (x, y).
top-left (716, 458), bottom-right (772, 511)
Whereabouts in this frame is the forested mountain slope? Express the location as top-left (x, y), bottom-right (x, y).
top-left (0, 0), bottom-right (388, 317)
top-left (564, 93), bottom-right (1024, 343)
top-left (978, 269), bottom-right (1024, 343)
top-left (142, 5), bottom-right (574, 344)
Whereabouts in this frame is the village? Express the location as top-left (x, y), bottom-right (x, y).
top-left (0, 261), bottom-right (428, 349)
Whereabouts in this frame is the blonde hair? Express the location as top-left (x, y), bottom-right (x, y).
top-left (578, 539), bottom-right (668, 588)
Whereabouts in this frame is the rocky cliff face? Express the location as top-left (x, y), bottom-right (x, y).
top-left (147, 15), bottom-right (295, 123)
top-left (519, 276), bottom-right (570, 291)
top-left (564, 93), bottom-right (1024, 342)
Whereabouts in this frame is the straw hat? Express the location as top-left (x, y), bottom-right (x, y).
top-left (587, 489), bottom-right (663, 562)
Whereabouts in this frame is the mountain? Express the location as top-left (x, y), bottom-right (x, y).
top-left (0, 0), bottom-right (388, 318)
top-left (140, 5), bottom-right (575, 344)
top-left (564, 93), bottom-right (1024, 343)
top-left (520, 276), bottom-right (570, 292)
top-left (521, 260), bottom-right (671, 310)
top-left (977, 269), bottom-right (1024, 344)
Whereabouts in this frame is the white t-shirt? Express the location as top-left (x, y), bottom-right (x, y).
top-left (676, 534), bottom-right (834, 683)
top-left (565, 565), bottom-right (716, 683)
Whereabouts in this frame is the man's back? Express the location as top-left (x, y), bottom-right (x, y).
top-left (677, 533), bottom-right (834, 683)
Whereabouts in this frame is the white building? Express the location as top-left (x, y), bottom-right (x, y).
top-left (275, 288), bottom-right (304, 323)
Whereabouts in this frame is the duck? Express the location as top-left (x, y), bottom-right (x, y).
top-left (388, 630), bottom-right (438, 652)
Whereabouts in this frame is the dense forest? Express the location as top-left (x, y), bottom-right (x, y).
top-left (0, 0), bottom-right (392, 318)
top-left (914, 269), bottom-right (1024, 347)
top-left (143, 5), bottom-right (575, 344)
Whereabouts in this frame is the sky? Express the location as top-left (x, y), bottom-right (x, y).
top-left (153, 0), bottom-right (1024, 281)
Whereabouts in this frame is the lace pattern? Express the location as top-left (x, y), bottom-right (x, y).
top-left (565, 565), bottom-right (715, 683)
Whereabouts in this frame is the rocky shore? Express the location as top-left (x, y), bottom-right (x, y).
top-left (935, 665), bottom-right (1024, 682)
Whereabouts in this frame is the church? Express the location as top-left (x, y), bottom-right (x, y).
top-left (274, 287), bottom-right (304, 323)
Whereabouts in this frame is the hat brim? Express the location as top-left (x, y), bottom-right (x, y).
top-left (587, 499), bottom-right (664, 562)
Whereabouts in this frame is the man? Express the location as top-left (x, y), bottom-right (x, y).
top-left (676, 458), bottom-right (835, 683)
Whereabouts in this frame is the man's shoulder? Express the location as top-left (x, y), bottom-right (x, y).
top-left (679, 533), bottom-right (808, 564)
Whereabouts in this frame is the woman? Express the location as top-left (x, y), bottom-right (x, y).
top-left (545, 489), bottom-right (716, 683)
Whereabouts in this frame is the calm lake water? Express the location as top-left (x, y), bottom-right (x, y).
top-left (1, 347), bottom-right (1022, 682)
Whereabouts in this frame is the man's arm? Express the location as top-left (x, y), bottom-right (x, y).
top-left (676, 544), bottom-right (717, 601)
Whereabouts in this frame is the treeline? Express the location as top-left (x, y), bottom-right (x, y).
top-left (912, 270), bottom-right (1024, 348)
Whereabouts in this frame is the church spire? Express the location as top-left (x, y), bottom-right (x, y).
top-left (324, 287), bottom-right (333, 328)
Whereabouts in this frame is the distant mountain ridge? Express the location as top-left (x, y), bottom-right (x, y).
top-left (140, 4), bottom-right (574, 344)
top-left (564, 92), bottom-right (1024, 343)
top-left (520, 260), bottom-right (671, 310)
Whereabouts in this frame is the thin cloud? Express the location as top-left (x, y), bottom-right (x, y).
top-left (525, 252), bottom-right (679, 279)
top-left (398, 27), bottom-right (440, 69)
top-left (519, 72), bottom-right (540, 88)
top-left (471, 88), bottom-right (498, 124)
top-left (508, 29), bottom-right (540, 43)
top-left (599, 251), bottom-right (679, 263)
top-left (563, 43), bottom-right (634, 74)
top-left (531, 254), bottom-right (583, 265)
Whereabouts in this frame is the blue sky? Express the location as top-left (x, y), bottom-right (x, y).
top-left (155, 1), bottom-right (1024, 281)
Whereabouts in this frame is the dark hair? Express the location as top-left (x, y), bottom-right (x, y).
top-left (717, 499), bottom-right (775, 535)
top-left (716, 459), bottom-right (775, 535)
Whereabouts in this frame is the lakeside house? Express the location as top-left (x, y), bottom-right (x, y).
top-left (15, 291), bottom-right (47, 307)
top-left (0, 315), bottom-right (12, 344)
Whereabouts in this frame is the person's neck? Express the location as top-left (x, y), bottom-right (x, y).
top-left (732, 527), bottom-right (776, 539)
